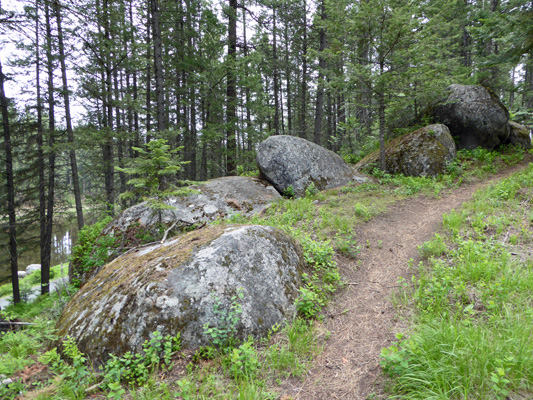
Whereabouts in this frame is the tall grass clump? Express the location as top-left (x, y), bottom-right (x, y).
top-left (381, 163), bottom-right (533, 399)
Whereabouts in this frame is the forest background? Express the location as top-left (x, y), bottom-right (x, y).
top-left (0, 0), bottom-right (532, 301)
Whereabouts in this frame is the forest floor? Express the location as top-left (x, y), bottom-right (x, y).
top-left (283, 156), bottom-right (533, 400)
top-left (2, 152), bottom-right (532, 400)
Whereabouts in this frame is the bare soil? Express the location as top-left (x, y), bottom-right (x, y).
top-left (284, 158), bottom-right (532, 400)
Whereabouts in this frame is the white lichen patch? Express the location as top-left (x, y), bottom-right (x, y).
top-left (55, 224), bottom-right (305, 360)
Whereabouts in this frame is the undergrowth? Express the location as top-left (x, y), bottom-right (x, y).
top-left (0, 145), bottom-right (529, 399)
top-left (0, 263), bottom-right (69, 300)
top-left (382, 162), bottom-right (533, 399)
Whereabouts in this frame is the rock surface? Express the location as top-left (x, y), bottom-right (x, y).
top-left (355, 124), bottom-right (456, 177)
top-left (105, 176), bottom-right (281, 234)
top-left (256, 135), bottom-right (368, 197)
top-left (73, 176), bottom-right (282, 287)
top-left (55, 225), bottom-right (305, 361)
top-left (432, 84), bottom-right (510, 150)
top-left (26, 264), bottom-right (41, 274)
top-left (505, 121), bottom-right (532, 150)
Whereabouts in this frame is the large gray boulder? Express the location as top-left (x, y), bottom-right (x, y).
top-left (105, 176), bottom-right (280, 234)
top-left (355, 124), bottom-right (456, 177)
top-left (505, 121), bottom-right (532, 150)
top-left (73, 176), bottom-right (282, 287)
top-left (432, 84), bottom-right (510, 150)
top-left (55, 225), bottom-right (304, 361)
top-left (257, 135), bottom-right (367, 197)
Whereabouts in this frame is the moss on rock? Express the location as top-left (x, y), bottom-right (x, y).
top-left (55, 225), bottom-right (305, 363)
top-left (355, 124), bottom-right (456, 176)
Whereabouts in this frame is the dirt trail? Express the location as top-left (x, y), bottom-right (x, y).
top-left (286, 160), bottom-right (531, 400)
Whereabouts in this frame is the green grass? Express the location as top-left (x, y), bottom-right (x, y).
top-left (382, 163), bottom-right (533, 399)
top-left (0, 146), bottom-right (530, 399)
top-left (0, 263), bottom-right (69, 300)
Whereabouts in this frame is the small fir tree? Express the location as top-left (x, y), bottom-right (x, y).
top-left (115, 139), bottom-right (191, 214)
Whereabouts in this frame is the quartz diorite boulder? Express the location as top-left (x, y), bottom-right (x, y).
top-left (71, 176), bottom-right (282, 286)
top-left (256, 135), bottom-right (367, 197)
top-left (506, 121), bottom-right (532, 150)
top-left (355, 124), bottom-right (456, 177)
top-left (105, 176), bottom-right (280, 234)
top-left (55, 225), bottom-right (305, 361)
top-left (432, 84), bottom-right (510, 150)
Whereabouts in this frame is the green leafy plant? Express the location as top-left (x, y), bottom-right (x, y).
top-left (39, 336), bottom-right (93, 399)
top-left (296, 287), bottom-right (324, 319)
top-left (203, 288), bottom-right (244, 348)
top-left (229, 340), bottom-right (259, 380)
top-left (336, 234), bottom-right (360, 258)
top-left (102, 331), bottom-right (181, 388)
top-left (283, 185), bottom-right (295, 198)
top-left (305, 182), bottom-right (319, 198)
top-left (0, 378), bottom-right (24, 400)
top-left (380, 333), bottom-right (411, 377)
top-left (70, 216), bottom-right (116, 287)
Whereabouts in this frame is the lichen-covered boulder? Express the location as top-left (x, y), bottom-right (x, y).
top-left (55, 225), bottom-right (304, 362)
top-left (432, 84), bottom-right (510, 150)
top-left (71, 176), bottom-right (282, 286)
top-left (106, 176), bottom-right (280, 234)
top-left (256, 135), bottom-right (368, 197)
top-left (355, 124), bottom-right (456, 177)
top-left (505, 121), bottom-right (532, 150)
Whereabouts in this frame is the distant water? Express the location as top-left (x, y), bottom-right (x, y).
top-left (0, 221), bottom-right (78, 283)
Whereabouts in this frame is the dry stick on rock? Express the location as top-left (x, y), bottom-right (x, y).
top-left (120, 219), bottom-right (198, 257)
top-left (161, 221), bottom-right (178, 243)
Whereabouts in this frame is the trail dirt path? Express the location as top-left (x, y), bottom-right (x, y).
top-left (287, 159), bottom-right (531, 400)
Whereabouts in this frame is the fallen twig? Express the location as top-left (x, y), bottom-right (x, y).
top-left (161, 221), bottom-right (178, 243)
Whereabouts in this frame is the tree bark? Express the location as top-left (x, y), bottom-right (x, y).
top-left (378, 61), bottom-right (386, 172)
top-left (146, 7), bottom-right (152, 140)
top-left (54, 0), bottom-right (84, 230)
top-left (272, 5), bottom-right (280, 136)
top-left (103, 0), bottom-right (115, 215)
top-left (226, 0), bottom-right (237, 175)
top-left (151, 0), bottom-right (165, 133)
top-left (243, 7), bottom-right (252, 150)
top-left (313, 0), bottom-right (327, 145)
top-left (35, 0), bottom-right (48, 293)
top-left (43, 1), bottom-right (56, 294)
top-left (299, 0), bottom-right (307, 138)
top-left (0, 60), bottom-right (20, 304)
top-left (284, 19), bottom-right (292, 134)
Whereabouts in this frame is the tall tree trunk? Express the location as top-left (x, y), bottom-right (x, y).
top-left (243, 7), bottom-right (252, 150)
top-left (151, 0), bottom-right (165, 133)
top-left (129, 0), bottom-right (140, 147)
top-left (299, 0), bottom-right (308, 138)
top-left (272, 5), bottom-right (280, 136)
top-left (43, 1), bottom-right (56, 294)
top-left (284, 19), bottom-right (292, 134)
top-left (112, 32), bottom-right (126, 197)
top-left (226, 0), bottom-right (237, 175)
top-left (54, 0), bottom-right (84, 230)
top-left (509, 66), bottom-right (515, 109)
top-left (326, 86), bottom-right (333, 149)
top-left (524, 51), bottom-right (533, 109)
top-left (0, 60), bottom-right (20, 304)
top-left (378, 61), bottom-right (386, 172)
top-left (103, 0), bottom-right (115, 215)
top-left (35, 0), bottom-right (48, 292)
top-left (460, 0), bottom-right (471, 69)
top-left (313, 0), bottom-right (327, 145)
top-left (357, 18), bottom-right (372, 139)
top-left (146, 7), bottom-right (152, 140)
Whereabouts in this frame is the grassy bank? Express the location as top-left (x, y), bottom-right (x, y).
top-left (0, 146), bottom-right (530, 399)
top-left (0, 264), bottom-right (69, 301)
top-left (382, 164), bottom-right (533, 399)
